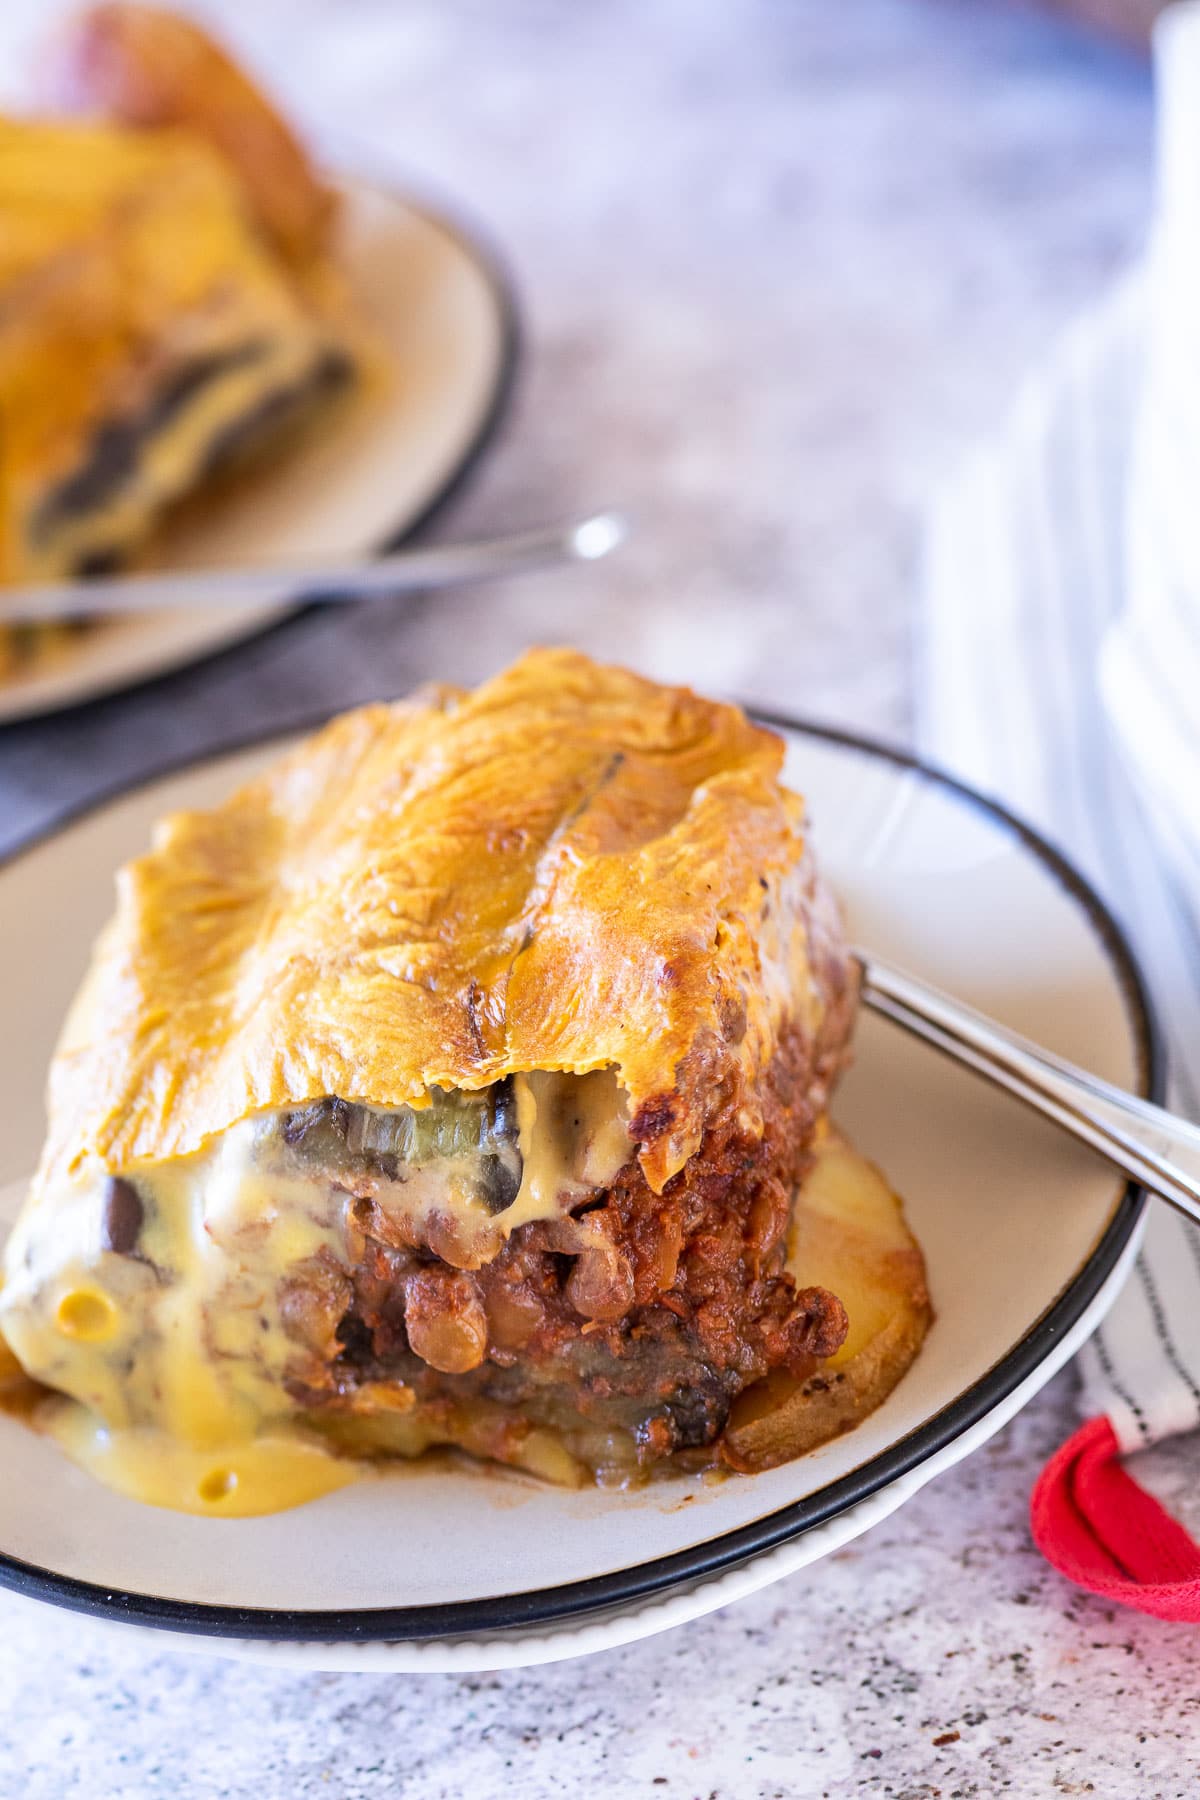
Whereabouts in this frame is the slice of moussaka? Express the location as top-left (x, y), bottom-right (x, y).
top-left (0, 115), bottom-right (355, 589)
top-left (0, 649), bottom-right (931, 1515)
top-left (0, 6), bottom-right (370, 678)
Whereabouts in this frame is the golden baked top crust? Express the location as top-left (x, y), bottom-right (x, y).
top-left (38, 649), bottom-right (829, 1195)
top-left (49, 3), bottom-right (337, 264)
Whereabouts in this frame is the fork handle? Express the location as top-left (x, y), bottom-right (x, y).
top-left (0, 511), bottom-right (628, 624)
top-left (856, 951), bottom-right (1200, 1227)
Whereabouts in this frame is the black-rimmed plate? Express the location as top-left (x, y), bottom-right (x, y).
top-left (0, 175), bottom-right (518, 725)
top-left (0, 716), bottom-right (1155, 1668)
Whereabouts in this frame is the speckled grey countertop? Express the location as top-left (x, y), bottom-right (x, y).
top-left (0, 2), bottom-right (1187, 1795)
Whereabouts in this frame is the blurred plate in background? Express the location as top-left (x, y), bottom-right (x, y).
top-left (0, 176), bottom-right (518, 726)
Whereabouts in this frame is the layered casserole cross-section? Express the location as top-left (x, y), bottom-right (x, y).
top-left (0, 649), bottom-right (930, 1512)
top-left (0, 118), bottom-right (354, 591)
top-left (0, 3), bottom-right (368, 679)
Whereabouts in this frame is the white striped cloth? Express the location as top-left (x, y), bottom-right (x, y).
top-left (920, 5), bottom-right (1200, 1460)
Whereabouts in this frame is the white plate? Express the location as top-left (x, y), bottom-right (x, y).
top-left (0, 716), bottom-right (1155, 1668)
top-left (0, 177), bottom-right (517, 725)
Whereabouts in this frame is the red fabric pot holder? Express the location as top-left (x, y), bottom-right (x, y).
top-left (1032, 1416), bottom-right (1200, 1621)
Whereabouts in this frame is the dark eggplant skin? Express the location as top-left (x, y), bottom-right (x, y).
top-left (99, 1176), bottom-right (144, 1254)
top-left (267, 1079), bottom-right (524, 1212)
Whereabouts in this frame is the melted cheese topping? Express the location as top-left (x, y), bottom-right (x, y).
top-left (46, 1411), bottom-right (359, 1518)
top-left (0, 1072), bottom-right (631, 1516)
top-left (511, 1069), bottom-right (634, 1219)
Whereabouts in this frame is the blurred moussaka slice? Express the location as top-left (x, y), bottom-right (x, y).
top-left (0, 114), bottom-right (356, 590)
top-left (0, 648), bottom-right (930, 1515)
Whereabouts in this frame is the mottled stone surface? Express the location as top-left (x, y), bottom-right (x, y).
top-left (0, 1), bottom-right (1181, 1795)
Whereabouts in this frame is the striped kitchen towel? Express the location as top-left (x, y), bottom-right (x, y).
top-left (920, 4), bottom-right (1200, 1619)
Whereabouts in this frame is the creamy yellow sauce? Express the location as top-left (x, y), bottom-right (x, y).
top-left (510, 1068), bottom-right (633, 1219)
top-left (0, 1071), bottom-right (631, 1517)
top-left (47, 1410), bottom-right (359, 1517)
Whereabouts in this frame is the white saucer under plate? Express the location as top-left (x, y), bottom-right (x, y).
top-left (0, 715), bottom-right (1156, 1669)
top-left (0, 176), bottom-right (517, 726)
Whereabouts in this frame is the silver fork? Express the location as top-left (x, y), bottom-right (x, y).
top-left (0, 510), bottom-right (629, 623)
top-left (857, 951), bottom-right (1200, 1225)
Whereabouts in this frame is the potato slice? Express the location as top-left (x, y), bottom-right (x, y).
top-left (722, 1122), bottom-right (932, 1472)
